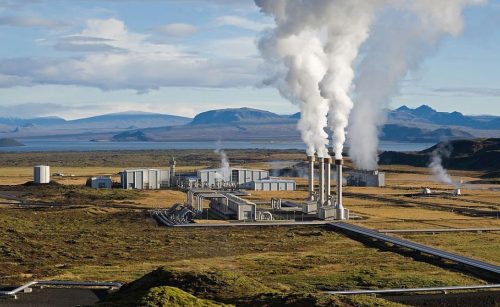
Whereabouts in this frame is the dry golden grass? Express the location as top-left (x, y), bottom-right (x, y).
top-left (0, 166), bottom-right (204, 185)
top-left (130, 190), bottom-right (187, 208)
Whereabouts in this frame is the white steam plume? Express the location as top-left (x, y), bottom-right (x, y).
top-left (256, 0), bottom-right (329, 157)
top-left (214, 142), bottom-right (230, 181)
top-left (348, 0), bottom-right (486, 170)
top-left (319, 0), bottom-right (382, 160)
top-left (256, 0), bottom-right (382, 159)
top-left (429, 143), bottom-right (459, 187)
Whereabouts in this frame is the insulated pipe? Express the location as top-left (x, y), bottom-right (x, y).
top-left (318, 157), bottom-right (325, 206)
top-left (0, 281), bottom-right (123, 299)
top-left (325, 157), bottom-right (331, 206)
top-left (307, 155), bottom-right (315, 201)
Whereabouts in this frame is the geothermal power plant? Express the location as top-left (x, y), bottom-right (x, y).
top-left (150, 152), bottom-right (350, 227)
top-left (141, 150), bottom-right (352, 227)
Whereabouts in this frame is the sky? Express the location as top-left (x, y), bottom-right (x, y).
top-left (0, 0), bottom-right (499, 119)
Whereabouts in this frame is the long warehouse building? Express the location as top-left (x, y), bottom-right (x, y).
top-left (196, 167), bottom-right (296, 191)
top-left (197, 168), bottom-right (269, 187)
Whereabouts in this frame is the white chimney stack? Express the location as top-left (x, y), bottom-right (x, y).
top-left (335, 159), bottom-right (345, 219)
top-left (307, 155), bottom-right (315, 201)
top-left (318, 157), bottom-right (325, 206)
top-left (325, 157), bottom-right (331, 206)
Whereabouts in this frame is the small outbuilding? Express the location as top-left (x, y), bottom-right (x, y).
top-left (89, 176), bottom-right (113, 189)
top-left (346, 170), bottom-right (385, 187)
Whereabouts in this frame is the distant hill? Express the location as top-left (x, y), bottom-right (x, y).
top-left (0, 111), bottom-right (192, 138)
top-left (70, 111), bottom-right (191, 129)
top-left (113, 119), bottom-right (474, 143)
top-left (381, 124), bottom-right (474, 142)
top-left (190, 107), bottom-right (282, 125)
top-left (0, 111), bottom-right (190, 130)
top-left (389, 105), bottom-right (500, 130)
top-left (379, 138), bottom-right (500, 171)
top-left (0, 105), bottom-right (498, 143)
top-left (111, 130), bottom-right (153, 142)
top-left (0, 116), bottom-right (65, 126)
top-left (0, 138), bottom-right (24, 147)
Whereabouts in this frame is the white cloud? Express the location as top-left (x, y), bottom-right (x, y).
top-left (0, 18), bottom-right (261, 91)
top-left (0, 15), bottom-right (67, 29)
top-left (154, 23), bottom-right (198, 37)
top-left (434, 87), bottom-right (500, 96)
top-left (205, 36), bottom-right (258, 58)
top-left (0, 74), bottom-right (32, 87)
top-left (55, 36), bottom-right (126, 52)
top-left (214, 15), bottom-right (270, 31)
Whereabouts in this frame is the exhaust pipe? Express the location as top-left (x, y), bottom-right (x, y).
top-left (318, 157), bottom-right (325, 206)
top-left (335, 159), bottom-right (345, 219)
top-left (307, 155), bottom-right (315, 201)
top-left (325, 157), bottom-right (331, 206)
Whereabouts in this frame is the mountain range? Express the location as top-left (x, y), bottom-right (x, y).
top-left (388, 105), bottom-right (500, 130)
top-left (0, 105), bottom-right (498, 142)
top-left (379, 138), bottom-right (500, 172)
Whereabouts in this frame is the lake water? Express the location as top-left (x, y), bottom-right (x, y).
top-left (0, 140), bottom-right (435, 152)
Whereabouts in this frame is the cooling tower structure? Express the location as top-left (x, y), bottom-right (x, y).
top-left (318, 157), bottom-right (325, 206)
top-left (335, 159), bottom-right (346, 220)
top-left (34, 165), bottom-right (50, 184)
top-left (324, 157), bottom-right (332, 206)
top-left (304, 153), bottom-right (347, 220)
top-left (169, 156), bottom-right (177, 186)
top-left (307, 155), bottom-right (316, 201)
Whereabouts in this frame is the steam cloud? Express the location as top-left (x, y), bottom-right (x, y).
top-left (255, 0), bottom-right (485, 166)
top-left (348, 0), bottom-right (486, 170)
top-left (256, 1), bottom-right (329, 158)
top-left (318, 0), bottom-right (381, 159)
top-left (214, 142), bottom-right (230, 181)
top-left (429, 143), bottom-right (459, 187)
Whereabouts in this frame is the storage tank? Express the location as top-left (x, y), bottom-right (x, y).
top-left (34, 165), bottom-right (50, 184)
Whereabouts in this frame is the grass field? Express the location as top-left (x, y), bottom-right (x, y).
top-left (0, 149), bottom-right (498, 306)
top-left (0, 207), bottom-right (485, 288)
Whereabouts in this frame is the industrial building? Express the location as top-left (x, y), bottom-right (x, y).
top-left (120, 157), bottom-right (177, 190)
top-left (197, 168), bottom-right (269, 187)
top-left (244, 178), bottom-right (296, 191)
top-left (33, 165), bottom-right (50, 184)
top-left (120, 168), bottom-right (171, 190)
top-left (162, 153), bottom-right (349, 224)
top-left (186, 189), bottom-right (257, 220)
top-left (89, 176), bottom-right (112, 189)
top-left (195, 167), bottom-right (296, 191)
top-left (346, 170), bottom-right (385, 187)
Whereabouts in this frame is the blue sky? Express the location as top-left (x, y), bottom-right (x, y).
top-left (0, 0), bottom-right (499, 119)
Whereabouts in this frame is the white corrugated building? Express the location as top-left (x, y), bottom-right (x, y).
top-left (244, 178), bottom-right (296, 191)
top-left (197, 167), bottom-right (296, 191)
top-left (120, 168), bottom-right (171, 190)
top-left (197, 168), bottom-right (269, 188)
